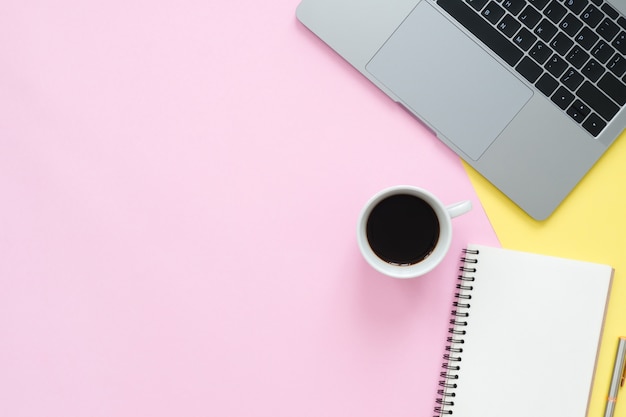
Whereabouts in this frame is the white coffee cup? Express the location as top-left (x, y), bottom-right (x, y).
top-left (357, 185), bottom-right (472, 279)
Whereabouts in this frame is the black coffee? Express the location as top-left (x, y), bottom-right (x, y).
top-left (366, 194), bottom-right (440, 265)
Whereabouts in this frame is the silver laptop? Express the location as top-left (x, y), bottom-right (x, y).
top-left (297, 0), bottom-right (626, 220)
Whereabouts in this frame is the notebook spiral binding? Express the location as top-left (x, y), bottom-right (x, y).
top-left (433, 248), bottom-right (479, 417)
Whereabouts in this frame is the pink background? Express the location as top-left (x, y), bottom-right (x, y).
top-left (0, 1), bottom-right (499, 416)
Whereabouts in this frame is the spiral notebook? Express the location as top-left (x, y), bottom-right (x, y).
top-left (435, 244), bottom-right (614, 417)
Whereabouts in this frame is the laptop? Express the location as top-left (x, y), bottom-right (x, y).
top-left (296, 0), bottom-right (626, 220)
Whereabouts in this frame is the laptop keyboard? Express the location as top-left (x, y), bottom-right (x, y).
top-left (438, 0), bottom-right (626, 137)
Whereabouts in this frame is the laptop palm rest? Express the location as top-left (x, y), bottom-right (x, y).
top-left (366, 1), bottom-right (532, 161)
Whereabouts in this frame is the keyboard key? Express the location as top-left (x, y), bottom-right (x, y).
top-left (577, 81), bottom-right (620, 121)
top-left (571, 99), bottom-right (591, 117)
top-left (552, 86), bottom-right (575, 109)
top-left (567, 99), bottom-right (591, 122)
top-left (567, 105), bottom-right (587, 122)
top-left (482, 2), bottom-right (506, 24)
top-left (575, 27), bottom-right (599, 50)
top-left (608, 54), bottom-right (626, 76)
top-left (598, 18), bottom-right (620, 41)
top-left (591, 40), bottom-right (615, 63)
top-left (619, 16), bottom-right (626, 30)
top-left (566, 45), bottom-right (590, 68)
top-left (519, 6), bottom-right (542, 29)
top-left (534, 18), bottom-right (559, 41)
top-left (530, 40), bottom-right (552, 63)
top-left (528, 0), bottom-right (550, 10)
top-left (598, 72), bottom-right (626, 105)
top-left (601, 3), bottom-right (619, 20)
top-left (498, 14), bottom-right (522, 37)
top-left (438, 0), bottom-right (524, 66)
top-left (582, 113), bottom-right (606, 136)
top-left (544, 1), bottom-right (567, 24)
top-left (536, 73), bottom-right (559, 95)
top-left (560, 13), bottom-right (583, 37)
top-left (561, 67), bottom-right (584, 90)
top-left (581, 5), bottom-right (603, 28)
top-left (546, 54), bottom-right (569, 76)
top-left (582, 58), bottom-right (605, 81)
top-left (551, 32), bottom-right (575, 55)
top-left (612, 31), bottom-right (626, 54)
top-left (502, 0), bottom-right (525, 15)
top-left (517, 56), bottom-right (544, 82)
top-left (563, 0), bottom-right (589, 14)
top-left (513, 27), bottom-right (538, 50)
top-left (466, 0), bottom-right (489, 11)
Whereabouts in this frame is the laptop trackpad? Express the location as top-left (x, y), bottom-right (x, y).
top-left (366, 1), bottom-right (532, 161)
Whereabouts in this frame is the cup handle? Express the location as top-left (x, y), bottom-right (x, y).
top-left (446, 200), bottom-right (472, 218)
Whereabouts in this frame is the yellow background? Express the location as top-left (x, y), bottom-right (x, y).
top-left (466, 131), bottom-right (626, 417)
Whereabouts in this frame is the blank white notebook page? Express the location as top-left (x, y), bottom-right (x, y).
top-left (438, 244), bottom-right (613, 417)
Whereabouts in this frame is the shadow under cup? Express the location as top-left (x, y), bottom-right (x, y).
top-left (357, 186), bottom-right (468, 279)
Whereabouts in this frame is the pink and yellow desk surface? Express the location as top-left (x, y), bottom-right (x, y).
top-left (0, 1), bottom-right (623, 416)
